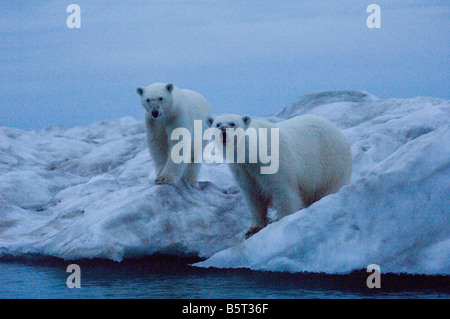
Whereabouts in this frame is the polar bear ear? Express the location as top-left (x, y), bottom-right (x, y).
top-left (207, 117), bottom-right (214, 127)
top-left (242, 115), bottom-right (251, 127)
top-left (136, 87), bottom-right (144, 96)
top-left (166, 83), bottom-right (174, 92)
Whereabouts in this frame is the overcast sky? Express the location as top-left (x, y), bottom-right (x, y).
top-left (1, 1), bottom-right (449, 130)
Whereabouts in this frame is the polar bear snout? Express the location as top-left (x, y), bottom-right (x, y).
top-left (151, 109), bottom-right (160, 119)
top-left (217, 127), bottom-right (234, 145)
top-left (142, 97), bottom-right (164, 118)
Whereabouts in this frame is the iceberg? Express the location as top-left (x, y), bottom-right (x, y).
top-left (1, 92), bottom-right (449, 275)
top-left (197, 94), bottom-right (450, 275)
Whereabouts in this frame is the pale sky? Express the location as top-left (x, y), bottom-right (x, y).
top-left (1, 1), bottom-right (449, 130)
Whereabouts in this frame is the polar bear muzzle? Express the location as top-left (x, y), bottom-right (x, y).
top-left (151, 110), bottom-right (160, 119)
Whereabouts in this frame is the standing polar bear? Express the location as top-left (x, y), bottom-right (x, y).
top-left (137, 82), bottom-right (212, 185)
top-left (207, 114), bottom-right (352, 238)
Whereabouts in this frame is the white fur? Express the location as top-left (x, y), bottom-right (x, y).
top-left (137, 82), bottom-right (212, 185)
top-left (208, 114), bottom-right (352, 238)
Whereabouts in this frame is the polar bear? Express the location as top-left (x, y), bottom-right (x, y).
top-left (207, 114), bottom-right (352, 238)
top-left (137, 82), bottom-right (212, 185)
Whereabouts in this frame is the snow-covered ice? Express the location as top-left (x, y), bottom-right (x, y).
top-left (1, 92), bottom-right (449, 275)
top-left (0, 118), bottom-right (247, 260)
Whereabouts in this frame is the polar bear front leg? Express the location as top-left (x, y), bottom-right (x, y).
top-left (244, 196), bottom-right (270, 239)
top-left (237, 173), bottom-right (270, 238)
top-left (146, 122), bottom-right (168, 180)
top-left (182, 163), bottom-right (200, 185)
top-left (149, 146), bottom-right (167, 178)
top-left (272, 187), bottom-right (305, 221)
top-left (155, 137), bottom-right (190, 185)
top-left (155, 159), bottom-right (187, 185)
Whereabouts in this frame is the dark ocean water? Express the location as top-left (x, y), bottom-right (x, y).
top-left (0, 255), bottom-right (448, 299)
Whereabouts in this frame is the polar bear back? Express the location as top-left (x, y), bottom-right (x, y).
top-left (171, 87), bottom-right (212, 123)
top-left (174, 88), bottom-right (211, 112)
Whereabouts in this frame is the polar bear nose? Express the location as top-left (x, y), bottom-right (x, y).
top-left (146, 98), bottom-right (151, 103)
top-left (151, 110), bottom-right (159, 118)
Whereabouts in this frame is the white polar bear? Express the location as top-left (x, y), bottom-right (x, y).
top-left (207, 114), bottom-right (352, 238)
top-left (137, 82), bottom-right (212, 185)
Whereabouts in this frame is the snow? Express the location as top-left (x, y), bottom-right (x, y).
top-left (0, 118), bottom-right (247, 260)
top-left (1, 92), bottom-right (449, 275)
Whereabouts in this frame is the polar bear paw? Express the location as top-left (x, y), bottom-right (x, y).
top-left (154, 175), bottom-right (175, 185)
top-left (244, 226), bottom-right (264, 239)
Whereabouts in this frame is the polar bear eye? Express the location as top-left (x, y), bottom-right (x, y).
top-left (229, 122), bottom-right (235, 127)
top-left (158, 97), bottom-right (163, 101)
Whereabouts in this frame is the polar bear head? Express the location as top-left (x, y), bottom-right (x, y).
top-left (207, 114), bottom-right (252, 145)
top-left (136, 82), bottom-right (174, 119)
